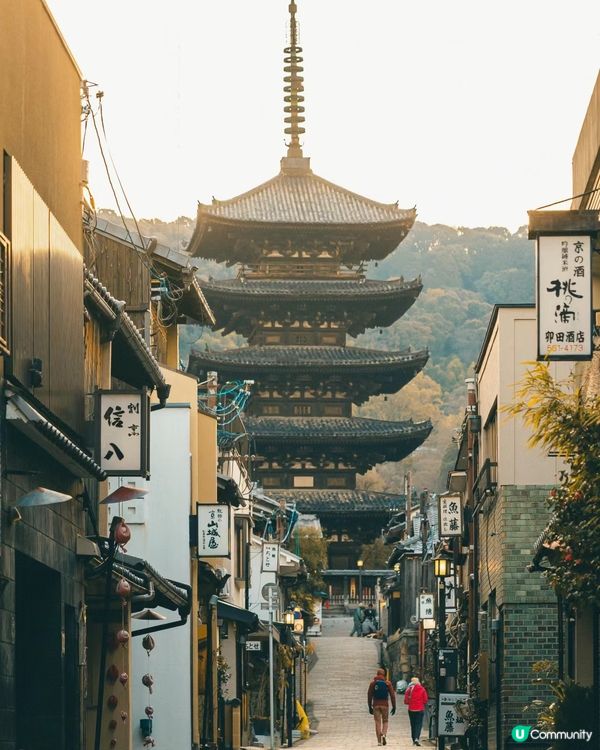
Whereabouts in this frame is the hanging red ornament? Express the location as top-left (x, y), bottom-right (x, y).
top-left (107, 694), bottom-right (118, 710)
top-left (142, 634), bottom-right (155, 655)
top-left (108, 719), bottom-right (117, 731)
top-left (116, 578), bottom-right (131, 600)
top-left (106, 664), bottom-right (119, 683)
top-left (120, 710), bottom-right (128, 723)
top-left (119, 672), bottom-right (128, 687)
top-left (116, 629), bottom-right (129, 645)
top-left (114, 520), bottom-right (131, 546)
top-left (145, 705), bottom-right (154, 718)
top-left (142, 674), bottom-right (154, 693)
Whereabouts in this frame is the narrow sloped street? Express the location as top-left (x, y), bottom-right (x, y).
top-left (306, 618), bottom-right (425, 750)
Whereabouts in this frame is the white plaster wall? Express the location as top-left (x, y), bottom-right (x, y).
top-left (112, 406), bottom-right (192, 750)
top-left (477, 307), bottom-right (571, 488)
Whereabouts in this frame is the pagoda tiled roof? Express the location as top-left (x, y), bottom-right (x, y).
top-left (196, 170), bottom-right (416, 227)
top-left (247, 416), bottom-right (432, 443)
top-left (265, 489), bottom-right (405, 514)
top-left (189, 345), bottom-right (428, 370)
top-left (199, 276), bottom-right (421, 299)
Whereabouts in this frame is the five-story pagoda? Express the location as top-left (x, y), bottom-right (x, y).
top-left (188, 1), bottom-right (432, 566)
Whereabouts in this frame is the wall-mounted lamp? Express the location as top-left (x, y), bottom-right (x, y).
top-left (433, 551), bottom-right (454, 579)
top-left (100, 485), bottom-right (149, 505)
top-left (283, 609), bottom-right (294, 627)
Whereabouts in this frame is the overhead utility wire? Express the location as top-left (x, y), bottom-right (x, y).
top-left (534, 185), bottom-right (600, 211)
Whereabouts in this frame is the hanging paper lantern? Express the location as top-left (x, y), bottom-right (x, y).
top-left (144, 706), bottom-right (154, 718)
top-left (106, 664), bottom-right (119, 683)
top-left (119, 672), bottom-right (128, 687)
top-left (116, 578), bottom-right (131, 600)
top-left (142, 674), bottom-right (154, 693)
top-left (114, 520), bottom-right (131, 547)
top-left (142, 634), bottom-right (155, 655)
top-left (107, 694), bottom-right (118, 710)
top-left (116, 629), bottom-right (129, 645)
top-left (120, 710), bottom-right (128, 723)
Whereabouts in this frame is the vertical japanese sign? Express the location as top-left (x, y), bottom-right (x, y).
top-left (439, 494), bottom-right (463, 537)
top-left (261, 542), bottom-right (280, 573)
top-left (438, 693), bottom-right (469, 736)
top-left (418, 593), bottom-right (435, 620)
top-left (444, 576), bottom-right (457, 613)
top-left (196, 504), bottom-right (231, 557)
top-left (537, 235), bottom-right (592, 360)
top-left (98, 390), bottom-right (149, 476)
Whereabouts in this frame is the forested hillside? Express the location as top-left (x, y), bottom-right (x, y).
top-left (100, 210), bottom-right (534, 493)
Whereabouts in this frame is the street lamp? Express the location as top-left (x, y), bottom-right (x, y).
top-left (283, 608), bottom-right (295, 627)
top-left (433, 550), bottom-right (453, 750)
top-left (357, 559), bottom-right (364, 602)
top-left (282, 608), bottom-right (295, 748)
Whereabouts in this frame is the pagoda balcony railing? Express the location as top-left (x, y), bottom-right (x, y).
top-left (239, 263), bottom-right (365, 280)
top-left (473, 458), bottom-right (498, 508)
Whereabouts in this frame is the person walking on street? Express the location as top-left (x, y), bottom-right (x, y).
top-left (404, 676), bottom-right (428, 746)
top-left (367, 667), bottom-right (396, 746)
top-left (350, 602), bottom-right (364, 637)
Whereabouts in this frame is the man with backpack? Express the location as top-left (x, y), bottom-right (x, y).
top-left (367, 668), bottom-right (396, 746)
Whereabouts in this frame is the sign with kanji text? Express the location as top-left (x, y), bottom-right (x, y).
top-left (418, 593), bottom-right (435, 620)
top-left (262, 542), bottom-right (280, 573)
top-left (97, 390), bottom-right (149, 476)
top-left (246, 641), bottom-right (262, 651)
top-left (438, 693), bottom-right (469, 736)
top-left (439, 494), bottom-right (463, 537)
top-left (537, 235), bottom-right (592, 360)
top-left (196, 504), bottom-right (230, 557)
top-left (444, 576), bottom-right (457, 613)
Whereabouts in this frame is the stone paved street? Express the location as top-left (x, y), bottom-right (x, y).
top-left (304, 618), bottom-right (431, 750)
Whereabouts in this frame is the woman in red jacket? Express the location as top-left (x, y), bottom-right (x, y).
top-left (403, 677), bottom-right (428, 746)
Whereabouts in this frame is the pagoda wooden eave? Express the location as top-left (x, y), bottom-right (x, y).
top-left (188, 346), bottom-right (429, 404)
top-left (197, 277), bottom-right (422, 336)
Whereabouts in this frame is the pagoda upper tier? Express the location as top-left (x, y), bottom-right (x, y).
top-left (247, 415), bottom-right (433, 475)
top-left (187, 157), bottom-right (416, 267)
top-left (188, 345), bottom-right (428, 406)
top-left (198, 276), bottom-right (422, 338)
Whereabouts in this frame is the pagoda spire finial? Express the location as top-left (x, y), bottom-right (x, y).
top-left (283, 0), bottom-right (306, 160)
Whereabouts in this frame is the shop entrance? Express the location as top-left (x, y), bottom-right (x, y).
top-left (16, 553), bottom-right (63, 749)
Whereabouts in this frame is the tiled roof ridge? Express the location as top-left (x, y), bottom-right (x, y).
top-left (202, 169), bottom-right (409, 214)
top-left (189, 344), bottom-right (429, 367)
top-left (199, 276), bottom-right (422, 294)
top-left (247, 415), bottom-right (433, 440)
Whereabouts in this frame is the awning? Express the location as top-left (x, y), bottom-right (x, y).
top-left (217, 473), bottom-right (246, 507)
top-left (217, 600), bottom-right (259, 632)
top-left (5, 388), bottom-right (106, 480)
top-left (84, 267), bottom-right (171, 406)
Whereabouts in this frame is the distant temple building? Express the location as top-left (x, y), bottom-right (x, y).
top-left (188, 0), bottom-right (431, 600)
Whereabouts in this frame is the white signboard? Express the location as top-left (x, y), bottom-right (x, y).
top-left (537, 235), bottom-right (592, 360)
top-left (196, 504), bottom-right (230, 557)
top-left (419, 593), bottom-right (435, 620)
top-left (262, 542), bottom-right (280, 573)
top-left (246, 641), bottom-right (262, 651)
top-left (98, 390), bottom-right (148, 476)
top-left (438, 693), bottom-right (469, 736)
top-left (439, 494), bottom-right (463, 537)
top-left (444, 576), bottom-right (457, 613)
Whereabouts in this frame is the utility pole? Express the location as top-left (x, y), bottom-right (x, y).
top-left (268, 587), bottom-right (275, 750)
top-left (437, 576), bottom-right (447, 750)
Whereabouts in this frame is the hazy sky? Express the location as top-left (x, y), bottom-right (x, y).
top-left (47, 0), bottom-right (600, 232)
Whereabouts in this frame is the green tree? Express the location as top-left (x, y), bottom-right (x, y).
top-left (359, 538), bottom-right (389, 569)
top-left (506, 362), bottom-right (600, 607)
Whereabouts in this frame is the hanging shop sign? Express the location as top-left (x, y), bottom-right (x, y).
top-left (444, 576), bottom-right (457, 613)
top-left (439, 494), bottom-right (463, 537)
top-left (261, 542), bottom-right (280, 573)
top-left (537, 235), bottom-right (592, 360)
top-left (97, 390), bottom-right (149, 477)
top-left (418, 593), bottom-right (435, 620)
top-left (438, 693), bottom-right (469, 737)
top-left (196, 504), bottom-right (231, 557)
top-left (246, 641), bottom-right (262, 651)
